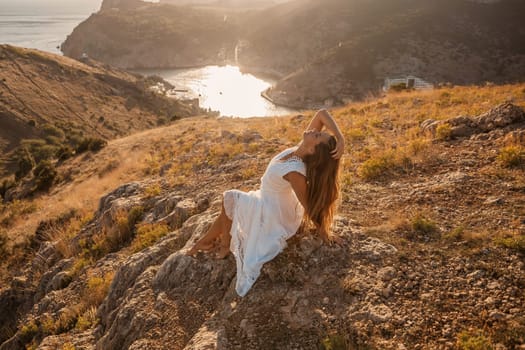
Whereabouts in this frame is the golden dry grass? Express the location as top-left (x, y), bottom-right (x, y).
top-left (2, 82), bottom-right (525, 288)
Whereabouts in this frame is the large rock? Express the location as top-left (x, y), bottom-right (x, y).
top-left (422, 103), bottom-right (525, 139)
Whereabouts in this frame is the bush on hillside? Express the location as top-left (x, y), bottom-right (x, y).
top-left (0, 230), bottom-right (8, 256)
top-left (33, 160), bottom-right (57, 192)
top-left (41, 124), bottom-right (65, 139)
top-left (15, 148), bottom-right (35, 180)
top-left (0, 178), bottom-right (15, 200)
top-left (436, 123), bottom-right (453, 140)
top-left (56, 145), bottom-right (75, 161)
top-left (20, 139), bottom-right (58, 163)
top-left (75, 137), bottom-right (107, 154)
top-left (497, 145), bottom-right (524, 168)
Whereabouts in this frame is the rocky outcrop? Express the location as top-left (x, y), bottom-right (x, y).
top-left (421, 102), bottom-right (525, 140)
top-left (61, 4), bottom-right (238, 69)
top-left (101, 0), bottom-right (144, 10)
top-left (2, 99), bottom-right (525, 349)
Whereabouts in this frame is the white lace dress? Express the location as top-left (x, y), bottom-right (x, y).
top-left (223, 147), bottom-right (306, 296)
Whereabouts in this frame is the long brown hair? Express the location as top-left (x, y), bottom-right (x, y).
top-left (303, 135), bottom-right (340, 237)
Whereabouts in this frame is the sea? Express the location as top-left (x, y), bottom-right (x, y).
top-left (0, 1), bottom-right (101, 55)
top-left (0, 0), bottom-right (295, 117)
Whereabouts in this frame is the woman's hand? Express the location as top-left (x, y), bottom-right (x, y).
top-left (319, 228), bottom-right (344, 246)
top-left (331, 137), bottom-right (345, 160)
top-left (307, 109), bottom-right (345, 159)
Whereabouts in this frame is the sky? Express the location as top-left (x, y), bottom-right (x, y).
top-left (0, 0), bottom-right (103, 15)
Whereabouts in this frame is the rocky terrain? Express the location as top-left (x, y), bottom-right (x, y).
top-left (61, 0), bottom-right (525, 108)
top-left (1, 82), bottom-right (524, 349)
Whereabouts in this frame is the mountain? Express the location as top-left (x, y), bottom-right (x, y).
top-left (1, 81), bottom-right (524, 349)
top-left (239, 0), bottom-right (525, 107)
top-left (62, 0), bottom-right (525, 108)
top-left (62, 3), bottom-right (240, 69)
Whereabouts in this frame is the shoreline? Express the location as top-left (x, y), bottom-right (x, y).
top-left (260, 88), bottom-right (310, 111)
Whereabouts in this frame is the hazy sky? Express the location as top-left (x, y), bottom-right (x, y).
top-left (0, 0), bottom-right (103, 14)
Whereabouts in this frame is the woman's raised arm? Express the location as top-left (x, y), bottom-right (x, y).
top-left (305, 109), bottom-right (345, 159)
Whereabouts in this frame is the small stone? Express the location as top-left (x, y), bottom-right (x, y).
top-left (484, 196), bottom-right (504, 205)
top-left (420, 292), bottom-right (433, 301)
top-left (368, 304), bottom-right (393, 323)
top-left (489, 310), bottom-right (507, 320)
top-left (488, 281), bottom-right (500, 290)
top-left (322, 297), bottom-right (329, 305)
top-left (484, 296), bottom-right (495, 305)
top-left (378, 267), bottom-right (396, 281)
top-left (382, 285), bottom-right (393, 298)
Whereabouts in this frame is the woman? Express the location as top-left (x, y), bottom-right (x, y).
top-left (187, 109), bottom-right (345, 296)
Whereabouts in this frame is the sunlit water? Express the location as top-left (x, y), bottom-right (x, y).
top-left (0, 2), bottom-right (100, 55)
top-left (135, 66), bottom-right (296, 118)
top-left (0, 2), bottom-right (293, 118)
top-left (0, 14), bottom-right (91, 55)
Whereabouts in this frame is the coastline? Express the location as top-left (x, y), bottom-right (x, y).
top-left (260, 88), bottom-right (310, 111)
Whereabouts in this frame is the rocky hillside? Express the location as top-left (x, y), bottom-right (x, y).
top-left (61, 3), bottom-right (240, 69)
top-left (0, 45), bottom-right (203, 177)
top-left (1, 83), bottom-right (524, 349)
top-left (61, 0), bottom-right (525, 108)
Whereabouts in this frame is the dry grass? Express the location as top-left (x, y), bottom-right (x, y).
top-left (2, 81), bottom-right (525, 290)
top-left (129, 223), bottom-right (169, 253)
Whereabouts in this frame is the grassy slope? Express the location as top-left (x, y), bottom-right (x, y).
top-left (1, 82), bottom-right (524, 347)
top-left (0, 44), bottom-right (201, 175)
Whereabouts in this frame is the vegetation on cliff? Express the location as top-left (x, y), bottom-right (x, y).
top-left (1, 81), bottom-right (524, 349)
top-left (0, 45), bottom-right (206, 201)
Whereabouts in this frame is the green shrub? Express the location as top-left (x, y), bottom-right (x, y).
top-left (358, 156), bottom-right (390, 180)
top-left (75, 137), bottom-right (107, 154)
top-left (131, 223), bottom-right (169, 252)
top-left (443, 225), bottom-right (465, 241)
top-left (457, 329), bottom-right (493, 350)
top-left (436, 123), bottom-right (452, 140)
top-left (56, 145), bottom-right (74, 161)
top-left (358, 151), bottom-right (405, 181)
top-left (0, 229), bottom-right (8, 256)
top-left (41, 124), bottom-right (65, 139)
top-left (411, 214), bottom-right (438, 235)
top-left (18, 319), bottom-right (38, 344)
top-left (497, 145), bottom-right (524, 168)
top-left (15, 148), bottom-right (35, 180)
top-left (0, 178), bottom-right (15, 199)
top-left (20, 139), bottom-right (58, 162)
top-left (33, 160), bottom-right (57, 192)
top-left (32, 144), bottom-right (59, 162)
top-left (44, 135), bottom-right (63, 146)
top-left (320, 333), bottom-right (348, 350)
top-left (494, 234), bottom-right (525, 254)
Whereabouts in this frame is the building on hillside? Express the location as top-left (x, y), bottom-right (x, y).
top-left (383, 75), bottom-right (434, 91)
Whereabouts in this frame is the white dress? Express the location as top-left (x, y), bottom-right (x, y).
top-left (223, 147), bottom-right (306, 296)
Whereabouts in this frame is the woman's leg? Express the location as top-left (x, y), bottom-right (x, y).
top-left (187, 202), bottom-right (232, 256)
top-left (215, 207), bottom-right (232, 259)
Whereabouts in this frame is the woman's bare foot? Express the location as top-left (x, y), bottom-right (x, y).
top-left (215, 244), bottom-right (230, 259)
top-left (186, 239), bottom-right (216, 256)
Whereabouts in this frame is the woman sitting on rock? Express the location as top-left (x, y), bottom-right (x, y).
top-left (187, 109), bottom-right (345, 296)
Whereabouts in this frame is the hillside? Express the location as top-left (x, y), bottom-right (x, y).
top-left (1, 83), bottom-right (524, 349)
top-left (61, 0), bottom-right (525, 108)
top-left (61, 4), bottom-right (240, 69)
top-left (0, 44), bottom-right (204, 183)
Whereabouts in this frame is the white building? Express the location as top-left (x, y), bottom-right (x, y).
top-left (383, 75), bottom-right (434, 91)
